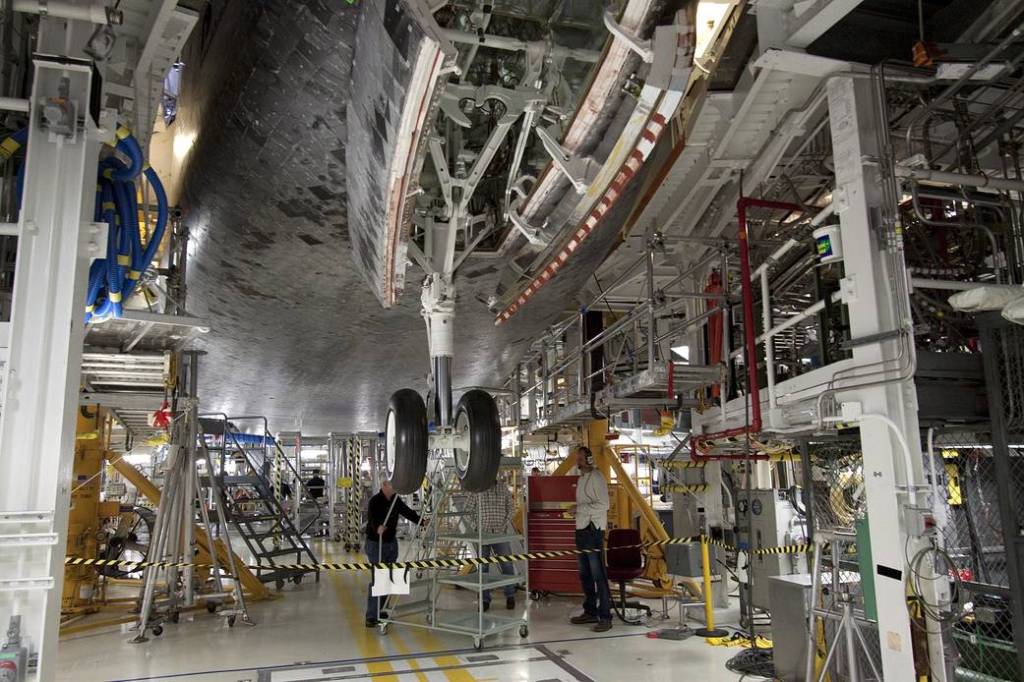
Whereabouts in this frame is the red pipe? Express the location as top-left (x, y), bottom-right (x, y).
top-left (692, 196), bottom-right (802, 460)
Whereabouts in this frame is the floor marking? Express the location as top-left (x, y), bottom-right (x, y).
top-left (105, 626), bottom-right (673, 680)
top-left (384, 621), bottom-right (428, 682)
top-left (331, 567), bottom-right (399, 682)
top-left (283, 656), bottom-right (549, 681)
top-left (534, 644), bottom-right (595, 682)
top-left (402, 624), bottom-right (477, 682)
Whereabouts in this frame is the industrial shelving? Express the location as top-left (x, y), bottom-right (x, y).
top-left (378, 457), bottom-right (529, 650)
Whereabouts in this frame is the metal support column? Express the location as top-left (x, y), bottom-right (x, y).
top-left (825, 75), bottom-right (934, 680)
top-left (0, 28), bottom-right (106, 679)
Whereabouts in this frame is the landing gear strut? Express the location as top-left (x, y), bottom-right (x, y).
top-left (384, 275), bottom-right (501, 494)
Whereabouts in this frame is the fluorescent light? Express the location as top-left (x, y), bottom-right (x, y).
top-left (172, 130), bottom-right (196, 160)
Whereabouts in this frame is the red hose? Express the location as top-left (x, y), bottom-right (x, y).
top-left (692, 196), bottom-right (802, 460)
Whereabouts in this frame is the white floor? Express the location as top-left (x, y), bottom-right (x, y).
top-left (56, 539), bottom-right (749, 682)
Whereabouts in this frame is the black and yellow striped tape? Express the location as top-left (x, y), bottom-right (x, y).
top-left (65, 535), bottom-right (813, 573)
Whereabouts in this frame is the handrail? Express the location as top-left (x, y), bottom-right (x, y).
top-left (199, 413), bottom-right (325, 538)
top-left (691, 196), bottom-right (803, 459)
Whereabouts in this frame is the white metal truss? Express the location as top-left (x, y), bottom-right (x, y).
top-left (0, 16), bottom-right (109, 680)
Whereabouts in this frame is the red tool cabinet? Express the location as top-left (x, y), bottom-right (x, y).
top-left (527, 475), bottom-right (581, 596)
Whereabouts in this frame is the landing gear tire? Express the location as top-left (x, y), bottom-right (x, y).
top-left (453, 389), bottom-right (501, 493)
top-left (384, 389), bottom-right (428, 494)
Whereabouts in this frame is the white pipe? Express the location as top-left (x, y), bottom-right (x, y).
top-left (810, 202), bottom-right (836, 227)
top-left (900, 167), bottom-right (1024, 193)
top-left (761, 269), bottom-right (777, 410)
top-left (0, 97), bottom-right (29, 113)
top-left (13, 0), bottom-right (111, 24)
top-left (603, 10), bottom-right (654, 63)
top-left (753, 238), bottom-right (800, 279)
top-left (926, 428), bottom-right (947, 531)
top-left (0, 223), bottom-right (19, 237)
top-left (824, 413), bottom-right (919, 505)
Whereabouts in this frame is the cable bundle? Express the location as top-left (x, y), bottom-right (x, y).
top-left (1, 124), bottom-right (169, 322)
top-left (86, 125), bottom-right (169, 322)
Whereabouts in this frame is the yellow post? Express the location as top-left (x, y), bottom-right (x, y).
top-left (695, 535), bottom-right (726, 637)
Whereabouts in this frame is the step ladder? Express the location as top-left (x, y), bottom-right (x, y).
top-left (132, 400), bottom-right (253, 642)
top-left (200, 417), bottom-right (320, 589)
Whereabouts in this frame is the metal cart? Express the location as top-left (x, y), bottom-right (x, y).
top-left (378, 457), bottom-right (529, 650)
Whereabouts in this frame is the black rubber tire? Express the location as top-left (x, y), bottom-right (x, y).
top-left (292, 575), bottom-right (302, 585)
top-left (454, 389), bottom-right (501, 492)
top-left (384, 389), bottom-right (428, 494)
top-left (206, 601), bottom-right (217, 614)
top-left (152, 626), bottom-right (163, 636)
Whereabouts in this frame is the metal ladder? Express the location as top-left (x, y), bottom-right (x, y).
top-left (132, 399), bottom-right (253, 642)
top-left (200, 416), bottom-right (320, 589)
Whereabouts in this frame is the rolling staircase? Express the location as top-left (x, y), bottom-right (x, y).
top-left (199, 417), bottom-right (320, 589)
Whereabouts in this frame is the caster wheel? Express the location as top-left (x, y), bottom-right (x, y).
top-left (152, 625), bottom-right (163, 637)
top-left (425, 614), bottom-right (432, 625)
top-left (206, 601), bottom-right (218, 614)
top-left (169, 611), bottom-right (180, 624)
top-left (519, 624), bottom-right (529, 638)
top-left (378, 623), bottom-right (389, 635)
top-left (384, 389), bottom-right (428, 494)
top-left (275, 578), bottom-right (285, 591)
top-left (453, 390), bottom-right (501, 492)
top-left (473, 637), bottom-right (483, 651)
top-left (227, 616), bottom-right (236, 628)
top-left (529, 590), bottom-right (541, 601)
top-left (292, 574), bottom-right (303, 585)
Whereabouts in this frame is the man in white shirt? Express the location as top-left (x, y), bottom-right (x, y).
top-left (569, 445), bottom-right (612, 631)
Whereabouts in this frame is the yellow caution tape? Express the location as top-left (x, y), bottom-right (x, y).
top-left (664, 484), bottom-right (708, 494)
top-left (63, 534), bottom-right (813, 574)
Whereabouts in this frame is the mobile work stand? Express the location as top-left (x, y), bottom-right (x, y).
top-left (378, 458), bottom-right (529, 650)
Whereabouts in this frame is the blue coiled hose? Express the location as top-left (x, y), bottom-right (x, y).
top-left (4, 125), bottom-right (169, 321)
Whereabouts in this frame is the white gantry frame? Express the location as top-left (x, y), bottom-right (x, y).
top-left (0, 33), bottom-right (107, 682)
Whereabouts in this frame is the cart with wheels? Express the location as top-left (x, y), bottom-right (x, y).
top-left (377, 457), bottom-right (529, 650)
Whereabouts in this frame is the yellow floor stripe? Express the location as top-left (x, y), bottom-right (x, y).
top-left (324, 544), bottom-right (475, 682)
top-left (404, 619), bottom-right (477, 682)
top-left (387, 627), bottom-right (429, 682)
top-left (330, 568), bottom-right (398, 681)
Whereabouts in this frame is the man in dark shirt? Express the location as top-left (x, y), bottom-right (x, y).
top-left (306, 471), bottom-right (325, 499)
top-left (364, 480), bottom-right (422, 626)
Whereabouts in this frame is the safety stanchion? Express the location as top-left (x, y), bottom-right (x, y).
top-left (694, 534), bottom-right (727, 637)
